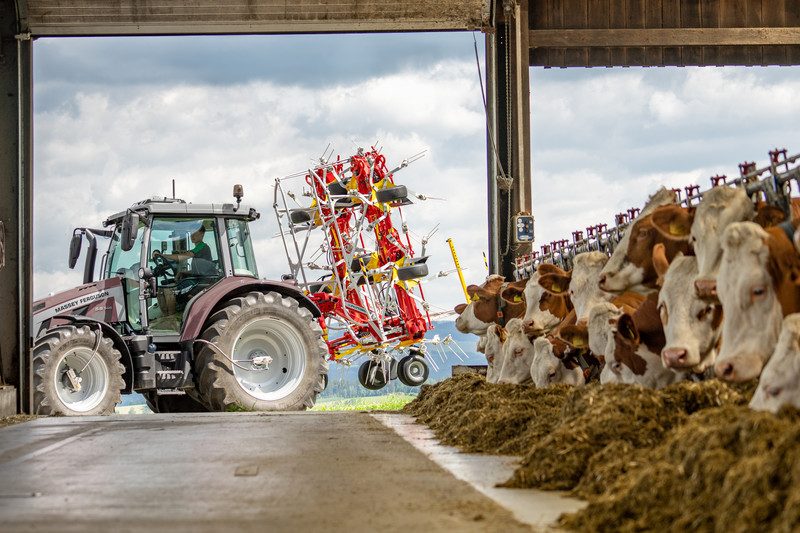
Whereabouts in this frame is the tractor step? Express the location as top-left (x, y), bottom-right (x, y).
top-left (155, 388), bottom-right (186, 396)
top-left (156, 370), bottom-right (185, 388)
top-left (155, 351), bottom-right (181, 363)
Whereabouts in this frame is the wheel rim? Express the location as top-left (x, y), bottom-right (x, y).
top-left (232, 317), bottom-right (307, 401)
top-left (54, 347), bottom-right (110, 413)
top-left (405, 358), bottom-right (427, 384)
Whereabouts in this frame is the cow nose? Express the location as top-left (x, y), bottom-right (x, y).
top-left (454, 303), bottom-right (467, 315)
top-left (662, 348), bottom-right (688, 368)
top-left (715, 360), bottom-right (736, 381)
top-left (694, 279), bottom-right (718, 301)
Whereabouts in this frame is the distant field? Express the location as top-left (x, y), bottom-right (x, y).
top-left (311, 393), bottom-right (417, 411)
top-left (113, 393), bottom-right (416, 414)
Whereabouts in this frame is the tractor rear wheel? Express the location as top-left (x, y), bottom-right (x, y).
top-left (32, 325), bottom-right (125, 416)
top-left (196, 291), bottom-right (328, 411)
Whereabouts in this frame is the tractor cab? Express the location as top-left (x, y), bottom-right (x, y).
top-left (101, 195), bottom-right (261, 335)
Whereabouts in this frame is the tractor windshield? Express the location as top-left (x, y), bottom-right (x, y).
top-left (106, 220), bottom-right (146, 331)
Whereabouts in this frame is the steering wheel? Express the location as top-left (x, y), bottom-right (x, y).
top-left (152, 252), bottom-right (178, 278)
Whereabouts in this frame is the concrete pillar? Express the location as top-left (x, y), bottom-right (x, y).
top-left (487, 0), bottom-right (531, 280)
top-left (0, 2), bottom-right (33, 413)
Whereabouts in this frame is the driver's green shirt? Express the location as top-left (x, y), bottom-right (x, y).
top-left (191, 241), bottom-right (212, 261)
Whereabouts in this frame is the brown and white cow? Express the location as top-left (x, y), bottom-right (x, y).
top-left (539, 251), bottom-right (613, 324)
top-left (715, 220), bottom-right (800, 382)
top-left (749, 313), bottom-right (800, 413)
top-left (596, 294), bottom-right (685, 388)
top-left (598, 187), bottom-right (685, 295)
top-left (501, 264), bottom-right (573, 336)
top-left (654, 249), bottom-right (723, 373)
top-left (454, 275), bottom-right (527, 335)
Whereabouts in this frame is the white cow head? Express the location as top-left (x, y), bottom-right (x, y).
top-left (496, 319), bottom-right (533, 384)
top-left (657, 254), bottom-right (723, 372)
top-left (530, 336), bottom-right (585, 388)
top-left (481, 324), bottom-right (508, 384)
top-left (564, 251), bottom-right (612, 323)
top-left (750, 314), bottom-right (800, 413)
top-left (715, 222), bottom-right (783, 382)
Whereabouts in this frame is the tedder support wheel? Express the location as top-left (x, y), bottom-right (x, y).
top-left (32, 325), bottom-right (125, 416)
top-left (196, 291), bottom-right (328, 411)
top-left (397, 354), bottom-right (429, 387)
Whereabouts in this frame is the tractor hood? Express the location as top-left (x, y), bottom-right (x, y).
top-left (31, 278), bottom-right (126, 339)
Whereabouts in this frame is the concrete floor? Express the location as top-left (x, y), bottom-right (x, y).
top-left (0, 412), bottom-right (584, 532)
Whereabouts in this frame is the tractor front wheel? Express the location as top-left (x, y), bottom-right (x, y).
top-left (32, 325), bottom-right (125, 416)
top-left (196, 291), bottom-right (328, 411)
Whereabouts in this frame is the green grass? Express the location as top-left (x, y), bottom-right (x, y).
top-left (311, 393), bottom-right (417, 411)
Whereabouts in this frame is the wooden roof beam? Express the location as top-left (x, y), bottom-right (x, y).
top-left (530, 28), bottom-right (800, 48)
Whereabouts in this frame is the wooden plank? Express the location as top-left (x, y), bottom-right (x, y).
top-left (563, 0), bottom-right (588, 65)
top-left (681, 0), bottom-right (703, 64)
top-left (645, 0), bottom-right (663, 65)
top-left (529, 27), bottom-right (800, 47)
top-left (762, 0), bottom-right (787, 65)
top-left (547, 0), bottom-right (565, 67)
top-left (609, 1), bottom-right (627, 65)
top-left (787, 0), bottom-right (800, 64)
top-left (701, 0), bottom-right (720, 65)
top-left (744, 0), bottom-right (763, 65)
top-left (626, 0), bottom-right (645, 64)
top-left (588, 0), bottom-right (610, 65)
top-left (661, 0), bottom-right (682, 64)
top-left (719, 0), bottom-right (748, 64)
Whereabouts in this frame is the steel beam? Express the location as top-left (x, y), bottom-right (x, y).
top-left (487, 0), bottom-right (531, 280)
top-left (0, 1), bottom-right (32, 413)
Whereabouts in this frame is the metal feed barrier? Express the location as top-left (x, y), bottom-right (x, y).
top-left (513, 148), bottom-right (800, 280)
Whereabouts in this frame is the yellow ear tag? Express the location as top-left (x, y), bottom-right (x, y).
top-left (551, 283), bottom-right (562, 293)
top-left (513, 295), bottom-right (522, 303)
top-left (572, 337), bottom-right (584, 347)
top-left (471, 295), bottom-right (480, 302)
top-left (669, 222), bottom-right (686, 236)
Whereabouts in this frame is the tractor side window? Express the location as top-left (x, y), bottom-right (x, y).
top-left (227, 219), bottom-right (259, 278)
top-left (106, 224), bottom-right (146, 332)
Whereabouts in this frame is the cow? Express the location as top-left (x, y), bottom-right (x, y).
top-left (598, 187), bottom-right (686, 295)
top-left (478, 324), bottom-right (508, 384)
top-left (501, 264), bottom-right (573, 336)
top-left (495, 318), bottom-right (533, 384)
top-left (749, 313), bottom-right (800, 413)
top-left (714, 220), bottom-right (800, 382)
top-left (529, 335), bottom-right (588, 387)
top-left (649, 185), bottom-right (792, 302)
top-left (538, 251), bottom-right (613, 324)
top-left (588, 293), bottom-right (685, 388)
top-left (653, 247), bottom-right (723, 373)
top-left (454, 274), bottom-right (527, 335)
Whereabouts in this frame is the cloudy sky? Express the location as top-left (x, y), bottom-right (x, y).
top-left (32, 32), bottom-right (800, 316)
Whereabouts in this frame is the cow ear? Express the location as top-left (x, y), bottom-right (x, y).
top-left (536, 263), bottom-right (566, 276)
top-left (538, 273), bottom-right (571, 295)
top-left (501, 284), bottom-right (525, 304)
top-left (652, 243), bottom-right (670, 288)
top-left (558, 324), bottom-right (589, 349)
top-left (650, 205), bottom-right (693, 239)
top-left (616, 313), bottom-right (639, 343)
top-left (755, 205), bottom-right (786, 228)
top-left (499, 326), bottom-right (508, 343)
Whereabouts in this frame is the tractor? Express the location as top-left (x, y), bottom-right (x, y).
top-left (31, 190), bottom-right (329, 415)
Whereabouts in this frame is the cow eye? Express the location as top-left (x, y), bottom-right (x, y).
top-left (514, 348), bottom-right (523, 358)
top-left (751, 285), bottom-right (767, 302)
top-left (548, 370), bottom-right (557, 382)
top-left (611, 362), bottom-right (622, 373)
top-left (765, 386), bottom-right (782, 398)
top-left (697, 305), bottom-right (714, 321)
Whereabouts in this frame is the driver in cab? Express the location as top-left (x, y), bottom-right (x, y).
top-left (152, 226), bottom-right (211, 275)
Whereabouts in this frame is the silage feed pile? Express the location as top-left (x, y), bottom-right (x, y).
top-left (402, 373), bottom-right (800, 533)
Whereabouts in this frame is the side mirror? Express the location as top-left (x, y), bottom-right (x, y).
top-left (121, 212), bottom-right (140, 252)
top-left (68, 231), bottom-right (82, 269)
